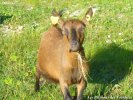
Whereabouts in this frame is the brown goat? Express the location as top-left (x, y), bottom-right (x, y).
top-left (35, 8), bottom-right (94, 100)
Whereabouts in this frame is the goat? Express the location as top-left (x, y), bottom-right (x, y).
top-left (35, 7), bottom-right (94, 100)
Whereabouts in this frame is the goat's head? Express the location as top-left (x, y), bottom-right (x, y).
top-left (51, 8), bottom-right (94, 52)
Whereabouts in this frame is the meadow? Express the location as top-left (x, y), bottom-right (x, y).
top-left (0, 0), bottom-right (133, 100)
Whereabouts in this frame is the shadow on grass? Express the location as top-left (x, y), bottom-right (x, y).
top-left (0, 15), bottom-right (12, 24)
top-left (88, 43), bottom-right (133, 84)
top-left (84, 44), bottom-right (133, 97)
top-left (84, 43), bottom-right (133, 98)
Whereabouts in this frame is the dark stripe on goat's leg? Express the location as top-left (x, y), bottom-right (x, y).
top-left (35, 70), bottom-right (40, 92)
top-left (60, 80), bottom-right (72, 100)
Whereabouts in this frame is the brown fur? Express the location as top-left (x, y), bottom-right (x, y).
top-left (35, 8), bottom-right (93, 100)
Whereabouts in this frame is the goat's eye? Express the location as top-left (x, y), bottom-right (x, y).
top-left (78, 26), bottom-right (85, 33)
top-left (63, 28), bottom-right (69, 35)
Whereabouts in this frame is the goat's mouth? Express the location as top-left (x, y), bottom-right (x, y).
top-left (69, 42), bottom-right (80, 52)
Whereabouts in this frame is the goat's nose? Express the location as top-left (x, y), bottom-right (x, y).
top-left (71, 40), bottom-right (78, 45)
top-left (70, 40), bottom-right (79, 52)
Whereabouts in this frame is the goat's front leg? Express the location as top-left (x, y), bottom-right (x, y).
top-left (76, 79), bottom-right (87, 100)
top-left (60, 79), bottom-right (72, 100)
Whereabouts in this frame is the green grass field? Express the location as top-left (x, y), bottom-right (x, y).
top-left (0, 0), bottom-right (133, 100)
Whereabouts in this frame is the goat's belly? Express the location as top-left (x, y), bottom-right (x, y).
top-left (38, 50), bottom-right (62, 83)
top-left (39, 63), bottom-right (60, 83)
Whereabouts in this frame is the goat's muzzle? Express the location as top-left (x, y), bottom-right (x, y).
top-left (69, 40), bottom-right (80, 52)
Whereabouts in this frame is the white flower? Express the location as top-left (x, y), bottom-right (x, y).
top-left (18, 26), bottom-right (23, 31)
top-left (118, 32), bottom-right (122, 36)
top-left (113, 40), bottom-right (116, 43)
top-left (27, 6), bottom-right (33, 11)
top-left (106, 39), bottom-right (111, 43)
top-left (107, 35), bottom-right (111, 38)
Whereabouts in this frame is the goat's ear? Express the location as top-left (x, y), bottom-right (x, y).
top-left (50, 9), bottom-right (64, 28)
top-left (50, 15), bottom-right (60, 25)
top-left (82, 7), bottom-right (94, 25)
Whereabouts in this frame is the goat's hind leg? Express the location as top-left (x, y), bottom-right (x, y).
top-left (35, 69), bottom-right (40, 92)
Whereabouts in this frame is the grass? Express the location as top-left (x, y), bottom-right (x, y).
top-left (0, 0), bottom-right (133, 100)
